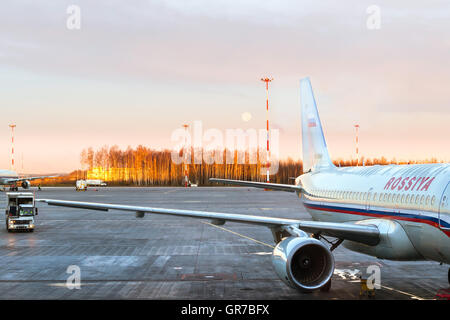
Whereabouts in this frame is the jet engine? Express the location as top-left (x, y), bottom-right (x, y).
top-left (21, 180), bottom-right (30, 189)
top-left (272, 236), bottom-right (334, 292)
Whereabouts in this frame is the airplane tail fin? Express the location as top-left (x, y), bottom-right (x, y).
top-left (300, 78), bottom-right (334, 173)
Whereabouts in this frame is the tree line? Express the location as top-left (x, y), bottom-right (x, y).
top-left (35, 145), bottom-right (444, 186)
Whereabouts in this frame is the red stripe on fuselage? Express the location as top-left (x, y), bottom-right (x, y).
top-left (303, 202), bottom-right (450, 237)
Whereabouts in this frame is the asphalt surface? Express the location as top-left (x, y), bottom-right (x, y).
top-left (0, 187), bottom-right (448, 300)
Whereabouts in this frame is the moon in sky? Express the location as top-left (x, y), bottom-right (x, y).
top-left (241, 112), bottom-right (252, 122)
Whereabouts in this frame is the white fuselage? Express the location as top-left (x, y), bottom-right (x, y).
top-left (0, 170), bottom-right (19, 185)
top-left (297, 163), bottom-right (450, 264)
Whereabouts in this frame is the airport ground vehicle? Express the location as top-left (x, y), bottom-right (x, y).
top-left (5, 192), bottom-right (37, 232)
top-left (76, 179), bottom-right (106, 191)
top-left (85, 179), bottom-right (107, 186)
top-left (76, 180), bottom-right (88, 191)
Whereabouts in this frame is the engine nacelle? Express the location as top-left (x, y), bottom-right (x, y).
top-left (272, 237), bottom-right (334, 292)
top-left (21, 180), bottom-right (30, 189)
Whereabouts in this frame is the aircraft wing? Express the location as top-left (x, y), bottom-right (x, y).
top-left (5, 175), bottom-right (59, 183)
top-left (209, 178), bottom-right (303, 193)
top-left (36, 198), bottom-right (380, 246)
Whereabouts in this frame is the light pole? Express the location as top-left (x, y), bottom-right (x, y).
top-left (261, 77), bottom-right (273, 184)
top-left (354, 124), bottom-right (360, 166)
top-left (183, 124), bottom-right (189, 187)
top-left (9, 124), bottom-right (16, 172)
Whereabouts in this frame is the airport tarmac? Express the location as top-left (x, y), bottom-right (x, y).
top-left (0, 187), bottom-right (447, 300)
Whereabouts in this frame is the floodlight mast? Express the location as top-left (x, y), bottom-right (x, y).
top-left (354, 124), bottom-right (360, 166)
top-left (183, 124), bottom-right (189, 187)
top-left (260, 77), bottom-right (273, 184)
top-left (9, 124), bottom-right (16, 172)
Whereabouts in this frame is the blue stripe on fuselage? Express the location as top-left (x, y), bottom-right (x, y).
top-left (303, 201), bottom-right (450, 229)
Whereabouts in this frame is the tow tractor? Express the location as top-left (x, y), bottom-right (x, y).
top-left (5, 192), bottom-right (38, 232)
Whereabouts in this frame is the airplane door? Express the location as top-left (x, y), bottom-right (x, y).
top-left (439, 181), bottom-right (450, 230)
top-left (366, 188), bottom-right (373, 211)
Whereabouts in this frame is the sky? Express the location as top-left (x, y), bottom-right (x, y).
top-left (0, 0), bottom-right (449, 173)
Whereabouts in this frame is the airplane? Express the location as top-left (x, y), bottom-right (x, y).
top-left (36, 78), bottom-right (450, 293)
top-left (0, 169), bottom-right (58, 191)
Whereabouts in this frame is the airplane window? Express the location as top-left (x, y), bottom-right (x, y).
top-left (431, 196), bottom-right (436, 205)
top-left (362, 193), bottom-right (366, 201)
top-left (383, 193), bottom-right (387, 201)
top-left (420, 195), bottom-right (425, 205)
top-left (411, 195), bottom-right (415, 204)
top-left (373, 192), bottom-right (377, 201)
top-left (396, 194), bottom-right (400, 203)
top-left (388, 194), bottom-right (392, 202)
top-left (406, 194), bottom-right (410, 203)
top-left (380, 193), bottom-right (383, 201)
top-left (401, 194), bottom-right (405, 203)
top-left (415, 195), bottom-right (419, 205)
top-left (426, 196), bottom-right (430, 205)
